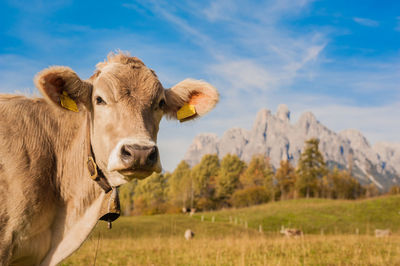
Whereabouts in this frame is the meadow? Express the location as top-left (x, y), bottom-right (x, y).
top-left (62, 196), bottom-right (400, 265)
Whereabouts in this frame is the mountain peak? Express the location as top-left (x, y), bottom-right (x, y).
top-left (340, 129), bottom-right (371, 148)
top-left (184, 106), bottom-right (400, 191)
top-left (276, 104), bottom-right (290, 122)
top-left (299, 111), bottom-right (317, 123)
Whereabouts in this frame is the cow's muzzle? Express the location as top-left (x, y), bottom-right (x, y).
top-left (107, 138), bottom-right (161, 179)
top-left (120, 144), bottom-right (159, 170)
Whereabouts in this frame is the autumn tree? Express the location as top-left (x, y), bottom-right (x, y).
top-left (230, 155), bottom-right (273, 207)
top-left (167, 160), bottom-right (192, 208)
top-left (364, 183), bottom-right (380, 198)
top-left (331, 168), bottom-right (364, 199)
top-left (215, 154), bottom-right (246, 204)
top-left (275, 160), bottom-right (297, 200)
top-left (119, 180), bottom-right (137, 215)
top-left (388, 185), bottom-right (400, 195)
top-left (319, 174), bottom-right (334, 199)
top-left (231, 186), bottom-right (270, 208)
top-left (240, 154), bottom-right (274, 188)
top-left (133, 172), bottom-right (168, 215)
top-left (296, 138), bottom-right (327, 198)
top-left (191, 154), bottom-right (220, 210)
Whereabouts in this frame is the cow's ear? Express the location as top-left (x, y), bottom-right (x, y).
top-left (35, 66), bottom-right (92, 112)
top-left (164, 79), bottom-right (219, 122)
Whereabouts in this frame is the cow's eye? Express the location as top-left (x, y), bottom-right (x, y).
top-left (95, 96), bottom-right (106, 105)
top-left (158, 99), bottom-right (166, 109)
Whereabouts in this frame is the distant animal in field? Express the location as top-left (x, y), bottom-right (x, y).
top-left (185, 229), bottom-right (195, 240)
top-left (0, 52), bottom-right (219, 266)
top-left (375, 229), bottom-right (391, 237)
top-left (182, 207), bottom-right (196, 216)
top-left (280, 226), bottom-right (303, 237)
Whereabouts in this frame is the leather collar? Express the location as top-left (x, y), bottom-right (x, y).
top-left (86, 112), bottom-right (120, 226)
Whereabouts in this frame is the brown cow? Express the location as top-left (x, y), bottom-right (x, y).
top-left (280, 226), bottom-right (303, 237)
top-left (0, 52), bottom-right (218, 265)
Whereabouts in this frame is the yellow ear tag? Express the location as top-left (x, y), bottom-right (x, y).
top-left (177, 103), bottom-right (197, 122)
top-left (60, 91), bottom-right (79, 112)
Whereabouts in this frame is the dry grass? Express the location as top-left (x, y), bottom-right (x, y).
top-left (62, 234), bottom-right (400, 265)
top-left (62, 197), bottom-right (400, 265)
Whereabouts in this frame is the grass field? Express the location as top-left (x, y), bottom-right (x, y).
top-left (62, 196), bottom-right (400, 265)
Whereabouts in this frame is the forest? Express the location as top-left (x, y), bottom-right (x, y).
top-left (120, 138), bottom-right (399, 215)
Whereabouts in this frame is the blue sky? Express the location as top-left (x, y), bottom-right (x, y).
top-left (1, 0), bottom-right (400, 171)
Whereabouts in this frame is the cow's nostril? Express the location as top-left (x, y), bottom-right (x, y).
top-left (147, 146), bottom-right (158, 166)
top-left (121, 145), bottom-right (132, 158)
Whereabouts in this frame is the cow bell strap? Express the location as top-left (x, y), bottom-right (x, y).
top-left (86, 112), bottom-right (112, 193)
top-left (99, 187), bottom-right (121, 229)
top-left (86, 112), bottom-right (121, 228)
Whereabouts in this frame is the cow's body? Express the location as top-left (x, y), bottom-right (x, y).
top-left (375, 229), bottom-right (391, 237)
top-left (0, 53), bottom-right (218, 265)
top-left (0, 96), bottom-right (105, 265)
top-left (280, 226), bottom-right (303, 237)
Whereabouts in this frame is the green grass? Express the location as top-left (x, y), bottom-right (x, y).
top-left (197, 195), bottom-right (400, 234)
top-left (62, 196), bottom-right (400, 265)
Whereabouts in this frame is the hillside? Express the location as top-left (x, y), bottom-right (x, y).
top-left (184, 105), bottom-right (400, 190)
top-left (197, 195), bottom-right (400, 235)
top-left (89, 195), bottom-right (400, 238)
top-left (63, 196), bottom-right (400, 265)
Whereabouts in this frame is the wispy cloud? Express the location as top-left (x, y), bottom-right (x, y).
top-left (309, 101), bottom-right (400, 144)
top-left (0, 54), bottom-right (42, 93)
top-left (2, 0), bottom-right (400, 171)
top-left (353, 17), bottom-right (379, 27)
top-left (395, 16), bottom-right (400, 31)
top-left (119, 0), bottom-right (400, 170)
top-left (130, 0), bottom-right (327, 95)
top-left (6, 0), bottom-right (72, 14)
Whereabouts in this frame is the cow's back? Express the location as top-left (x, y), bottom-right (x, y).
top-left (0, 95), bottom-right (58, 264)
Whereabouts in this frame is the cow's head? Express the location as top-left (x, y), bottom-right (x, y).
top-left (35, 52), bottom-right (219, 186)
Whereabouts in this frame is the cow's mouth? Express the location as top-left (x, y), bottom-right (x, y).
top-left (117, 168), bottom-right (155, 180)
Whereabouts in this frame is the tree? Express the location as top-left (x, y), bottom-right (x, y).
top-left (231, 186), bottom-right (270, 208)
top-left (191, 154), bottom-right (219, 198)
top-left (191, 154), bottom-right (220, 210)
top-left (364, 183), bottom-right (380, 198)
top-left (215, 154), bottom-right (246, 204)
top-left (133, 172), bottom-right (168, 215)
top-left (275, 160), bottom-right (297, 200)
top-left (388, 185), bottom-right (400, 195)
top-left (167, 160), bottom-right (192, 208)
top-left (240, 155), bottom-right (274, 188)
top-left (240, 154), bottom-right (275, 200)
top-left (331, 168), bottom-right (364, 199)
top-left (296, 138), bottom-right (327, 198)
top-left (119, 180), bottom-right (137, 215)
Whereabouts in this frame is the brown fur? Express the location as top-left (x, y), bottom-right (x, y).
top-left (280, 226), bottom-right (303, 237)
top-left (0, 52), bottom-right (218, 265)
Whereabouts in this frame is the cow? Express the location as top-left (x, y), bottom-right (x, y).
top-left (280, 226), bottom-right (303, 237)
top-left (375, 229), bottom-right (391, 237)
top-left (184, 229), bottom-right (195, 240)
top-left (0, 52), bottom-right (219, 265)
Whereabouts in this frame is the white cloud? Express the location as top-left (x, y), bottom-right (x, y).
top-left (0, 54), bottom-right (42, 93)
top-left (353, 17), bottom-right (379, 27)
top-left (309, 102), bottom-right (400, 144)
top-left (203, 0), bottom-right (238, 22)
top-left (2, 0), bottom-right (398, 173)
top-left (210, 60), bottom-right (278, 91)
top-left (395, 16), bottom-right (400, 31)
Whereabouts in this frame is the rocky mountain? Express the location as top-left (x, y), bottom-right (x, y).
top-left (184, 105), bottom-right (400, 191)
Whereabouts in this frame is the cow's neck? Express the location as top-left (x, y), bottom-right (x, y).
top-left (53, 110), bottom-right (103, 213)
top-left (42, 108), bottom-right (107, 265)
